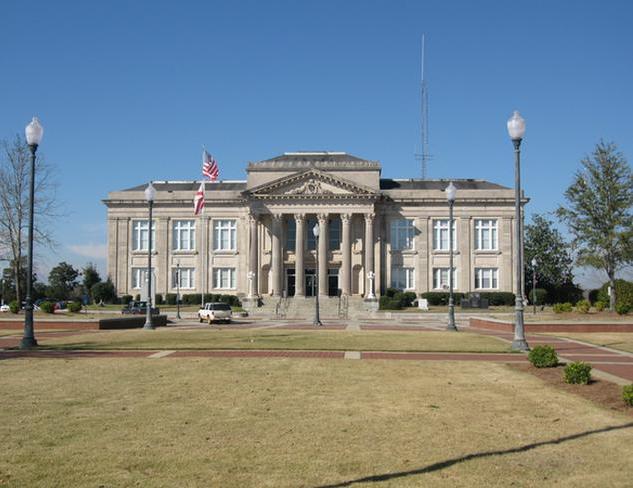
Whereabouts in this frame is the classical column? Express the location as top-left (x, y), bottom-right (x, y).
top-left (294, 214), bottom-right (305, 297)
top-left (317, 213), bottom-right (328, 296)
top-left (271, 214), bottom-right (283, 297)
top-left (341, 213), bottom-right (352, 296)
top-left (248, 213), bottom-right (259, 297)
top-left (364, 212), bottom-right (375, 298)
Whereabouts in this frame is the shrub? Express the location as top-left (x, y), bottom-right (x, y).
top-left (385, 288), bottom-right (401, 298)
top-left (616, 303), bottom-right (631, 315)
top-left (134, 294), bottom-right (141, 301)
top-left (597, 279), bottom-right (633, 310)
top-left (9, 300), bottom-right (19, 314)
top-left (564, 361), bottom-right (592, 384)
top-left (575, 299), bottom-right (590, 314)
top-left (588, 289), bottom-right (601, 304)
top-left (121, 295), bottom-right (133, 305)
top-left (91, 279), bottom-right (117, 304)
top-left (421, 292), bottom-right (465, 306)
top-left (529, 288), bottom-right (548, 306)
top-left (154, 294), bottom-right (164, 305)
top-left (553, 302), bottom-right (573, 313)
top-left (548, 283), bottom-right (583, 304)
top-left (478, 292), bottom-right (515, 306)
top-left (165, 293), bottom-right (178, 305)
top-left (401, 291), bottom-right (417, 308)
top-left (594, 301), bottom-right (606, 312)
top-left (528, 345), bottom-right (558, 368)
top-left (379, 296), bottom-right (402, 310)
top-left (623, 385), bottom-right (633, 406)
top-left (39, 301), bottom-right (55, 314)
top-left (67, 301), bottom-right (82, 313)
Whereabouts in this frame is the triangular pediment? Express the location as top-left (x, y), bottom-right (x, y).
top-left (245, 169), bottom-right (379, 199)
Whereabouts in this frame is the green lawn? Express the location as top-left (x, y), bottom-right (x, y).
top-left (38, 328), bottom-right (511, 353)
top-left (543, 332), bottom-right (633, 354)
top-left (1, 358), bottom-right (632, 487)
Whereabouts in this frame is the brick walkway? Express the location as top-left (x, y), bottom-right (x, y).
top-left (2, 321), bottom-right (633, 385)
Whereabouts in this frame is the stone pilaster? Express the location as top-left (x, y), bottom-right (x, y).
top-left (249, 213), bottom-right (259, 297)
top-left (271, 214), bottom-right (283, 297)
top-left (364, 212), bottom-right (375, 298)
top-left (294, 214), bottom-right (305, 297)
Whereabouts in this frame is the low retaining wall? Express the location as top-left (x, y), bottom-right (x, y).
top-left (470, 317), bottom-right (633, 333)
top-left (0, 315), bottom-right (168, 330)
top-left (98, 315), bottom-right (167, 329)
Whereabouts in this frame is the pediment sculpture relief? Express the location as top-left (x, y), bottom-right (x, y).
top-left (287, 179), bottom-right (333, 195)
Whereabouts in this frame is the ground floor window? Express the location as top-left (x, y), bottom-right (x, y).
top-left (131, 267), bottom-right (155, 289)
top-left (172, 267), bottom-right (195, 289)
top-left (433, 268), bottom-right (456, 290)
top-left (213, 267), bottom-right (236, 289)
top-left (474, 268), bottom-right (498, 289)
top-left (391, 267), bottom-right (414, 290)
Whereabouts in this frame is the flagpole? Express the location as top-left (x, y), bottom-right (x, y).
top-left (201, 179), bottom-right (205, 310)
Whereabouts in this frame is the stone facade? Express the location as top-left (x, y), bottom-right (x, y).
top-left (103, 152), bottom-right (525, 301)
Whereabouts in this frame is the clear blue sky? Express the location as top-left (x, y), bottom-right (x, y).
top-left (2, 0), bottom-right (632, 285)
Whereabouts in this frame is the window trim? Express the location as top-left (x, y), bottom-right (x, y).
top-left (131, 219), bottom-right (156, 252)
top-left (432, 267), bottom-right (457, 290)
top-left (390, 266), bottom-right (415, 291)
top-left (474, 219), bottom-right (498, 251)
top-left (474, 267), bottom-right (499, 290)
top-left (213, 219), bottom-right (237, 252)
top-left (390, 218), bottom-right (415, 251)
top-left (172, 220), bottom-right (196, 252)
top-left (213, 267), bottom-right (236, 290)
top-left (432, 219), bottom-right (457, 251)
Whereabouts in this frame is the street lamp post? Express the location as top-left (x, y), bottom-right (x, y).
top-left (20, 117), bottom-right (43, 349)
top-left (507, 111), bottom-right (529, 351)
top-left (531, 257), bottom-right (537, 315)
top-left (176, 261), bottom-right (181, 320)
top-left (312, 223), bottom-right (322, 327)
top-left (446, 181), bottom-right (458, 331)
top-left (143, 182), bottom-right (156, 330)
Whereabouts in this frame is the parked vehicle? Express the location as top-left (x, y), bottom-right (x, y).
top-left (121, 301), bottom-right (160, 315)
top-left (198, 302), bottom-right (232, 324)
top-left (0, 304), bottom-right (10, 313)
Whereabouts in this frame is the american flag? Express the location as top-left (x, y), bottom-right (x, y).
top-left (194, 182), bottom-right (205, 215)
top-left (202, 149), bottom-right (219, 181)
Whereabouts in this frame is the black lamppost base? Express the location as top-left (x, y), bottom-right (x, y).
top-left (19, 337), bottom-right (38, 349)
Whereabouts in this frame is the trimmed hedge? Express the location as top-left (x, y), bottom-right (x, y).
top-left (528, 345), bottom-right (558, 368)
top-left (181, 293), bottom-right (242, 307)
top-left (67, 301), bottom-right (82, 313)
top-left (623, 385), bottom-right (633, 406)
top-left (478, 292), bottom-right (515, 306)
top-left (553, 302), bottom-right (573, 313)
top-left (529, 288), bottom-right (548, 306)
top-left (379, 296), bottom-right (402, 310)
top-left (39, 301), bottom-right (55, 314)
top-left (575, 299), bottom-right (590, 314)
top-left (421, 292), bottom-right (465, 306)
top-left (564, 361), bottom-right (592, 384)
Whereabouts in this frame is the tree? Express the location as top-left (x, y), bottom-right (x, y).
top-left (557, 141), bottom-right (633, 311)
top-left (91, 278), bottom-right (117, 304)
top-left (82, 263), bottom-right (101, 296)
top-left (0, 136), bottom-right (60, 303)
top-left (48, 262), bottom-right (79, 301)
top-left (524, 214), bottom-right (576, 302)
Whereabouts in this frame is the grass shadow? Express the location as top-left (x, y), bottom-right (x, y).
top-left (315, 422), bottom-right (633, 487)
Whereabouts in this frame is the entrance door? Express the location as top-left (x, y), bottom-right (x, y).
top-left (305, 269), bottom-right (316, 297)
top-left (328, 268), bottom-right (339, 297)
top-left (286, 268), bottom-right (295, 297)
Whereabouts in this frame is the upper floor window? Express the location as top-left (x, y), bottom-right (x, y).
top-left (329, 217), bottom-right (341, 250)
top-left (433, 219), bottom-right (457, 251)
top-left (213, 219), bottom-right (237, 251)
top-left (391, 219), bottom-right (415, 251)
top-left (132, 220), bottom-right (155, 251)
top-left (391, 266), bottom-right (415, 290)
top-left (172, 220), bottom-right (196, 251)
top-left (475, 219), bottom-right (498, 251)
top-left (286, 218), bottom-right (296, 250)
top-left (474, 268), bottom-right (498, 289)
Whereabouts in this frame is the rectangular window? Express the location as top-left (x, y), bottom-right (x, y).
top-left (329, 217), bottom-right (341, 250)
top-left (390, 219), bottom-right (415, 251)
top-left (132, 220), bottom-right (156, 251)
top-left (213, 220), bottom-right (237, 251)
top-left (131, 267), bottom-right (155, 289)
top-left (475, 219), bottom-right (498, 251)
top-left (474, 268), bottom-right (498, 289)
top-left (172, 267), bottom-right (195, 289)
top-left (433, 268), bottom-right (457, 290)
top-left (391, 267), bottom-right (415, 290)
top-left (172, 220), bottom-right (196, 251)
top-left (213, 267), bottom-right (236, 289)
top-left (286, 218), bottom-right (296, 250)
top-left (433, 219), bottom-right (457, 251)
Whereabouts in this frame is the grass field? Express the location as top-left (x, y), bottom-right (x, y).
top-left (38, 328), bottom-right (511, 353)
top-left (1, 358), bottom-right (632, 487)
top-left (543, 332), bottom-right (633, 354)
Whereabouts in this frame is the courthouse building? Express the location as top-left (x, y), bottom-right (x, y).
top-left (103, 152), bottom-right (523, 305)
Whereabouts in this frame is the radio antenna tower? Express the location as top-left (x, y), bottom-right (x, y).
top-left (415, 34), bottom-right (431, 179)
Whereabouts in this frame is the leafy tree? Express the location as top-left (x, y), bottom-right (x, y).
top-left (524, 214), bottom-right (575, 301)
top-left (82, 263), bottom-right (101, 295)
top-left (0, 136), bottom-right (60, 303)
top-left (91, 278), bottom-right (117, 304)
top-left (48, 262), bottom-right (79, 301)
top-left (557, 141), bottom-right (633, 310)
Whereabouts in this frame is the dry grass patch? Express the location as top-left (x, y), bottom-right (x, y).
top-left (37, 328), bottom-right (510, 353)
top-left (542, 332), bottom-right (633, 354)
top-left (1, 358), bottom-right (633, 487)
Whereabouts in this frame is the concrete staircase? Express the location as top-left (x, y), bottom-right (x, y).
top-left (248, 295), bottom-right (368, 319)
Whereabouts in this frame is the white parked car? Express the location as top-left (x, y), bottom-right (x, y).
top-left (198, 302), bottom-right (232, 324)
top-left (0, 304), bottom-right (10, 312)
